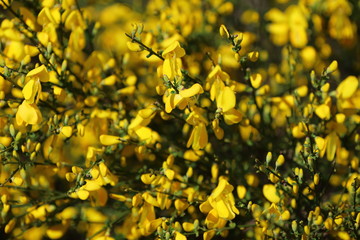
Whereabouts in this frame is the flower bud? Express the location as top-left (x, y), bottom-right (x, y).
top-left (325, 60), bottom-right (338, 75)
top-left (266, 152), bottom-right (272, 165)
top-left (291, 220), bottom-right (298, 232)
top-left (219, 24), bottom-right (230, 38)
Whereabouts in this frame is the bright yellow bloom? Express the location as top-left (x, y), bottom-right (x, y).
top-left (162, 41), bottom-right (185, 80)
top-left (200, 178), bottom-right (239, 221)
top-left (263, 184), bottom-right (280, 203)
top-left (16, 100), bottom-right (43, 125)
top-left (265, 5), bottom-right (308, 48)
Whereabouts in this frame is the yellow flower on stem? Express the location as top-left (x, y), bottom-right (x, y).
top-left (16, 100), bottom-right (43, 125)
top-left (216, 86), bottom-right (242, 125)
top-left (22, 65), bottom-right (49, 104)
top-left (200, 178), bottom-right (239, 223)
top-left (265, 5), bottom-right (308, 48)
top-left (205, 65), bottom-right (229, 101)
top-left (162, 41), bottom-right (185, 80)
top-left (186, 107), bottom-right (208, 150)
top-left (163, 83), bottom-right (204, 113)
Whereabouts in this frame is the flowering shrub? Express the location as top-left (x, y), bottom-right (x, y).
top-left (0, 0), bottom-right (359, 239)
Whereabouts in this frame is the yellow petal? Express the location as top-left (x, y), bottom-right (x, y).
top-left (117, 86), bottom-right (135, 95)
top-left (183, 150), bottom-right (201, 161)
top-left (99, 135), bottom-right (122, 145)
top-left (212, 119), bottom-right (224, 140)
top-left (216, 199), bottom-right (234, 219)
top-left (141, 173), bottom-right (157, 184)
top-left (101, 75), bottom-right (118, 86)
top-left (135, 126), bottom-right (152, 141)
top-left (142, 192), bottom-right (159, 207)
top-left (174, 199), bottom-right (189, 212)
top-left (46, 224), bottom-right (67, 239)
top-left (162, 41), bottom-right (185, 58)
top-left (83, 180), bottom-right (101, 191)
top-left (64, 10), bottom-right (83, 30)
top-left (180, 83), bottom-right (204, 98)
top-left (219, 24), bottom-right (230, 38)
top-left (109, 193), bottom-right (127, 202)
top-left (61, 126), bottom-right (73, 138)
top-left (138, 108), bottom-right (156, 119)
top-left (203, 230), bottom-right (216, 240)
top-left (326, 60), bottom-right (338, 75)
top-left (315, 104), bottom-right (330, 120)
top-left (212, 179), bottom-right (228, 198)
top-left (193, 123), bottom-right (208, 150)
top-left (16, 101), bottom-right (42, 125)
top-left (199, 200), bottom-right (212, 214)
top-left (99, 162), bottom-right (108, 177)
top-left (162, 58), bottom-right (173, 79)
top-left (22, 79), bottom-right (39, 103)
top-left (223, 108), bottom-right (242, 125)
top-left (147, 219), bottom-right (163, 233)
top-left (127, 41), bottom-right (142, 52)
top-left (4, 219), bottom-right (16, 234)
top-left (248, 51), bottom-right (259, 62)
top-left (182, 222), bottom-right (194, 232)
top-left (326, 132), bottom-right (338, 161)
top-left (250, 73), bottom-right (263, 89)
top-left (336, 76), bottom-right (358, 99)
top-left (0, 136), bottom-right (12, 147)
top-left (165, 169), bottom-right (175, 180)
top-left (77, 189), bottom-right (89, 200)
top-left (290, 26), bottom-right (307, 48)
top-left (38, 8), bottom-right (54, 25)
top-left (217, 86), bottom-right (236, 112)
top-left (186, 126), bottom-right (196, 148)
top-left (26, 65), bottom-right (49, 82)
top-left (174, 231), bottom-right (187, 240)
top-left (237, 185), bottom-right (247, 199)
top-left (24, 45), bottom-right (40, 56)
top-left (60, 207), bottom-right (78, 220)
top-left (315, 136), bottom-right (326, 154)
top-left (263, 184), bottom-right (280, 203)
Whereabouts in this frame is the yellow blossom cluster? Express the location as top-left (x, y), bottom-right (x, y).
top-left (0, 0), bottom-right (359, 239)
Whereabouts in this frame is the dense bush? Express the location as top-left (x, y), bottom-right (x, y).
top-left (0, 0), bottom-right (359, 239)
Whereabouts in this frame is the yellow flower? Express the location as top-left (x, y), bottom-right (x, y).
top-left (99, 135), bottom-right (122, 145)
top-left (200, 178), bottom-right (239, 221)
top-left (163, 83), bottom-right (204, 113)
top-left (205, 65), bottom-right (229, 101)
top-left (263, 184), bottom-right (280, 203)
top-left (212, 119), bottom-right (224, 140)
top-left (219, 24), bottom-right (230, 38)
top-left (16, 100), bottom-right (43, 125)
top-left (265, 5), bottom-right (308, 48)
top-left (186, 107), bottom-right (209, 150)
top-left (217, 86), bottom-right (235, 112)
top-left (22, 78), bottom-right (42, 104)
top-left (336, 76), bottom-right (358, 99)
top-left (186, 122), bottom-right (208, 150)
top-left (162, 41), bottom-right (185, 80)
top-left (37, 7), bottom-right (60, 26)
top-left (46, 224), bottom-right (68, 239)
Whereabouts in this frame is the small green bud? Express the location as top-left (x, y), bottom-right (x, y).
top-left (61, 60), bottom-right (68, 72)
top-left (64, 114), bottom-right (69, 125)
top-left (47, 42), bottom-right (52, 54)
top-left (291, 220), bottom-right (298, 232)
top-left (9, 124), bottom-right (16, 138)
top-left (15, 132), bottom-right (22, 142)
top-left (53, 115), bottom-right (59, 125)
